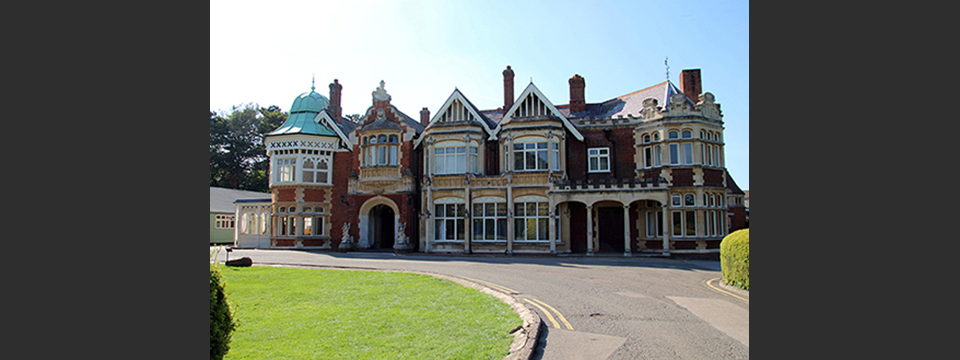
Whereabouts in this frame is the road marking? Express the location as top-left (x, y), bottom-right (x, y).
top-left (462, 277), bottom-right (519, 295)
top-left (527, 298), bottom-right (574, 330)
top-left (706, 277), bottom-right (749, 304)
top-left (524, 298), bottom-right (561, 329)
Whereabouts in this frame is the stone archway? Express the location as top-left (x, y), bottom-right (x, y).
top-left (369, 204), bottom-right (395, 249)
top-left (357, 196), bottom-right (401, 250)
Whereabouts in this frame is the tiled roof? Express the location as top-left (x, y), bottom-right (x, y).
top-left (725, 172), bottom-right (745, 195)
top-left (210, 187), bottom-right (271, 213)
top-left (267, 109), bottom-right (339, 137)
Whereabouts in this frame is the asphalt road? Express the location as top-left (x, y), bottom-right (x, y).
top-left (211, 247), bottom-right (749, 359)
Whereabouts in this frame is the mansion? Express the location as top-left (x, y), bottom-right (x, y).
top-left (232, 66), bottom-right (747, 256)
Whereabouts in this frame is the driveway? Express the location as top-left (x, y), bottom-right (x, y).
top-left (212, 247), bottom-right (748, 359)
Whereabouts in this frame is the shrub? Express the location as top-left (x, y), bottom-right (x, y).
top-left (720, 228), bottom-right (749, 290)
top-left (210, 263), bottom-right (237, 360)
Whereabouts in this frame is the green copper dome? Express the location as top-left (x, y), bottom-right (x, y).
top-left (290, 87), bottom-right (330, 113)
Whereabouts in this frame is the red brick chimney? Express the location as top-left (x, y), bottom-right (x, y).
top-left (328, 79), bottom-right (342, 122)
top-left (568, 74), bottom-right (585, 113)
top-left (679, 69), bottom-right (701, 103)
top-left (503, 66), bottom-right (515, 115)
top-left (420, 107), bottom-right (430, 127)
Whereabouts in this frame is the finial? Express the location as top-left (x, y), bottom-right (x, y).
top-left (665, 56), bottom-right (669, 81)
top-left (311, 74), bottom-right (316, 92)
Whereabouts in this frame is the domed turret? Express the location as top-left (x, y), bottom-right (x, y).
top-left (290, 84), bottom-right (330, 113)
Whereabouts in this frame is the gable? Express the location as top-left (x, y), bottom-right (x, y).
top-left (314, 110), bottom-right (353, 150)
top-left (498, 83), bottom-right (584, 141)
top-left (415, 89), bottom-right (496, 148)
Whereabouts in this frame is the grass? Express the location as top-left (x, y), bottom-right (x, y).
top-left (219, 266), bottom-right (521, 359)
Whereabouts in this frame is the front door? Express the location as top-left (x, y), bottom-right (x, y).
top-left (370, 205), bottom-right (395, 249)
top-left (597, 207), bottom-right (624, 253)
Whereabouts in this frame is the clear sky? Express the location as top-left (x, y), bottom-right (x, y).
top-left (211, 0), bottom-right (749, 190)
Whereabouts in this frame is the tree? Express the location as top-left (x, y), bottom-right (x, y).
top-left (210, 104), bottom-right (288, 192)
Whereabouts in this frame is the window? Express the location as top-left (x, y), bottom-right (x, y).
top-left (671, 210), bottom-right (696, 237)
top-left (363, 134), bottom-right (398, 166)
top-left (472, 202), bottom-right (507, 241)
top-left (241, 212), bottom-right (257, 234)
top-left (513, 140), bottom-right (554, 171)
top-left (588, 148), bottom-right (610, 172)
top-left (302, 158), bottom-right (330, 184)
top-left (668, 130), bottom-right (679, 139)
top-left (654, 145), bottom-right (661, 167)
top-left (644, 147), bottom-right (653, 168)
top-left (681, 130), bottom-right (692, 139)
top-left (434, 203), bottom-right (465, 241)
top-left (683, 143), bottom-right (693, 165)
top-left (709, 194), bottom-right (715, 207)
top-left (303, 216), bottom-right (324, 236)
top-left (671, 194), bottom-right (681, 206)
top-left (646, 211), bottom-right (663, 237)
top-left (436, 146), bottom-right (466, 174)
top-left (551, 143), bottom-right (560, 170)
top-left (684, 193), bottom-right (695, 207)
top-left (215, 215), bottom-right (235, 229)
top-left (653, 132), bottom-right (660, 141)
top-left (669, 144), bottom-right (679, 165)
top-left (275, 158), bottom-right (295, 182)
top-left (643, 134), bottom-right (651, 143)
top-left (514, 201), bottom-right (550, 241)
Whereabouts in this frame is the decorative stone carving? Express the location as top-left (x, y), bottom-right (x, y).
top-left (394, 221), bottom-right (413, 251)
top-left (339, 222), bottom-right (355, 250)
top-left (372, 80), bottom-right (391, 102)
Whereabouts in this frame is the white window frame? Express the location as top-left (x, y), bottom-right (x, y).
top-left (514, 200), bottom-right (550, 241)
top-left (683, 143), bottom-right (694, 165)
top-left (275, 157), bottom-right (296, 182)
top-left (645, 211), bottom-right (663, 238)
top-left (215, 215), bottom-right (235, 229)
top-left (588, 147), bottom-right (610, 173)
top-left (301, 157), bottom-right (331, 185)
top-left (434, 200), bottom-right (465, 241)
top-left (669, 144), bottom-right (679, 165)
top-left (513, 139), bottom-right (552, 172)
top-left (472, 201), bottom-right (508, 241)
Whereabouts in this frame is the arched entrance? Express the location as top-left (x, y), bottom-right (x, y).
top-left (369, 204), bottom-right (395, 249)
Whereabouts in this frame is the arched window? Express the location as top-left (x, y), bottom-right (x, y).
top-left (668, 130), bottom-right (679, 139)
top-left (653, 132), bottom-right (660, 141)
top-left (642, 134), bottom-right (651, 143)
top-left (684, 193), bottom-right (695, 206)
top-left (681, 129), bottom-right (692, 139)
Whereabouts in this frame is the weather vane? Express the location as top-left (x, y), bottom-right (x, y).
top-left (665, 56), bottom-right (670, 81)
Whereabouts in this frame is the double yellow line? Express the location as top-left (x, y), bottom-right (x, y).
top-left (706, 277), bottom-right (749, 304)
top-left (463, 276), bottom-right (573, 330)
top-left (524, 298), bottom-right (574, 330)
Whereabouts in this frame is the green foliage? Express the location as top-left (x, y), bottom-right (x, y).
top-left (210, 263), bottom-right (238, 360)
top-left (720, 229), bottom-right (749, 291)
top-left (210, 104), bottom-right (288, 192)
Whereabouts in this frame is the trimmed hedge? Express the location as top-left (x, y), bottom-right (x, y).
top-left (720, 229), bottom-right (749, 291)
top-left (210, 264), bottom-right (237, 360)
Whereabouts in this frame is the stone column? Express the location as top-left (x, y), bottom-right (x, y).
top-left (549, 203), bottom-right (557, 254)
top-left (586, 204), bottom-right (594, 256)
top-left (623, 204), bottom-right (632, 256)
top-left (662, 205), bottom-right (670, 256)
top-left (506, 174), bottom-right (514, 255)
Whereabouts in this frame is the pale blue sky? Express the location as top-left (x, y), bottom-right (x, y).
top-left (210, 0), bottom-right (749, 189)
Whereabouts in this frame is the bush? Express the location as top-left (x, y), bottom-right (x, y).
top-left (720, 229), bottom-right (749, 291)
top-left (210, 263), bottom-right (237, 360)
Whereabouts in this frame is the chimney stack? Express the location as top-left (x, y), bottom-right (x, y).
top-left (420, 107), bottom-right (430, 127)
top-left (503, 66), bottom-right (515, 115)
top-left (329, 79), bottom-right (343, 122)
top-left (568, 74), bottom-right (586, 113)
top-left (679, 69), bottom-right (701, 103)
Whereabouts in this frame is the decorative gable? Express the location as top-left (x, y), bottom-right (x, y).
top-left (415, 89), bottom-right (497, 148)
top-left (314, 110), bottom-right (353, 149)
top-left (498, 83), bottom-right (584, 141)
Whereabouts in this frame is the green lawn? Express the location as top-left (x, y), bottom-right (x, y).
top-left (219, 266), bottom-right (521, 359)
